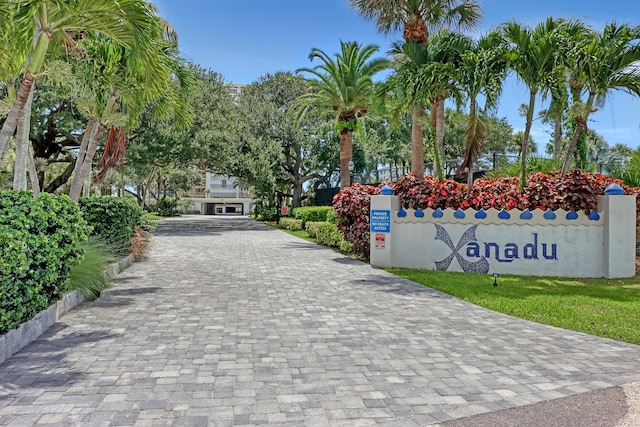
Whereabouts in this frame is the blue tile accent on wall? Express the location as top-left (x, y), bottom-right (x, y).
top-left (544, 209), bottom-right (557, 220)
top-left (433, 208), bottom-right (444, 218)
top-left (498, 209), bottom-right (511, 220)
top-left (566, 211), bottom-right (579, 220)
top-left (519, 209), bottom-right (533, 220)
top-left (588, 210), bottom-right (600, 221)
top-left (474, 209), bottom-right (487, 219)
top-left (454, 208), bottom-right (465, 219)
top-left (415, 208), bottom-right (425, 218)
top-left (397, 208), bottom-right (407, 217)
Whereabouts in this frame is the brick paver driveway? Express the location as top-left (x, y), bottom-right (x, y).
top-left (1, 215), bottom-right (639, 426)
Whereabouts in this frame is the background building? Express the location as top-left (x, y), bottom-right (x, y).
top-left (187, 172), bottom-right (253, 215)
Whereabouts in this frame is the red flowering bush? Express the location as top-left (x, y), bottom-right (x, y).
top-left (464, 177), bottom-right (525, 211)
top-left (333, 183), bottom-right (380, 259)
top-left (395, 175), bottom-right (467, 210)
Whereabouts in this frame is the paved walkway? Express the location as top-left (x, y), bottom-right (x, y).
top-left (1, 215), bottom-right (640, 426)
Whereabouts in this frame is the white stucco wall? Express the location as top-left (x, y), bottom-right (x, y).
top-left (370, 194), bottom-right (636, 278)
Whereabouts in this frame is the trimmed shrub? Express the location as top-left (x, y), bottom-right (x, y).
top-left (280, 217), bottom-right (304, 231)
top-left (326, 208), bottom-right (338, 224)
top-left (315, 222), bottom-right (347, 248)
top-left (292, 206), bottom-right (333, 224)
top-left (305, 221), bottom-right (326, 239)
top-left (1, 191), bottom-right (88, 333)
top-left (79, 196), bottom-right (144, 255)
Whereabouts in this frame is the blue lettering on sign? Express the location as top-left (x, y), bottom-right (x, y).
top-left (435, 225), bottom-right (558, 273)
top-left (371, 210), bottom-right (391, 233)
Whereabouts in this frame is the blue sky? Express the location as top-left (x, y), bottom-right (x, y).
top-left (153, 0), bottom-right (640, 150)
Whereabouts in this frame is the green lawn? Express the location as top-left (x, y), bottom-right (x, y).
top-left (386, 269), bottom-right (640, 345)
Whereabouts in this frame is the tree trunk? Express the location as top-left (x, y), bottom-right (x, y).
top-left (12, 85), bottom-right (35, 191)
top-left (27, 145), bottom-right (40, 197)
top-left (339, 129), bottom-right (353, 188)
top-left (69, 116), bottom-right (97, 198)
top-left (411, 104), bottom-right (425, 179)
top-left (292, 179), bottom-right (302, 207)
top-left (0, 73), bottom-right (36, 164)
top-left (561, 120), bottom-right (585, 177)
top-left (69, 116), bottom-right (97, 199)
top-left (466, 163), bottom-right (474, 194)
top-left (562, 93), bottom-right (595, 177)
top-left (520, 91), bottom-right (537, 188)
top-left (45, 160), bottom-right (76, 193)
top-left (553, 117), bottom-right (563, 158)
top-left (70, 120), bottom-right (103, 201)
top-left (83, 123), bottom-right (105, 197)
top-left (436, 98), bottom-right (446, 177)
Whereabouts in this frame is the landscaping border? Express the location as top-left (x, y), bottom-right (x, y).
top-left (0, 254), bottom-right (134, 366)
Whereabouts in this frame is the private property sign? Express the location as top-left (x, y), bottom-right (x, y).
top-left (370, 210), bottom-right (391, 233)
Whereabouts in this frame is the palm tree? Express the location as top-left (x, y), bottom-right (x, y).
top-left (501, 18), bottom-right (587, 187)
top-left (561, 23), bottom-right (640, 176)
top-left (418, 31), bottom-right (470, 178)
top-left (386, 32), bottom-right (467, 179)
top-left (384, 41), bottom-right (431, 178)
top-left (67, 32), bottom-right (192, 201)
top-left (455, 31), bottom-right (507, 190)
top-left (350, 0), bottom-right (482, 178)
top-left (0, 0), bottom-right (162, 167)
top-left (292, 41), bottom-right (389, 188)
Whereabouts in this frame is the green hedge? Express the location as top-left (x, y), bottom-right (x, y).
top-left (314, 222), bottom-right (349, 250)
top-left (292, 206), bottom-right (333, 224)
top-left (305, 221), bottom-right (325, 238)
top-left (1, 191), bottom-right (88, 333)
top-left (279, 218), bottom-right (304, 231)
top-left (79, 196), bottom-right (143, 255)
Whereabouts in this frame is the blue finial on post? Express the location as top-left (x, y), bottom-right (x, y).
top-left (380, 178), bottom-right (394, 195)
top-left (604, 183), bottom-right (625, 196)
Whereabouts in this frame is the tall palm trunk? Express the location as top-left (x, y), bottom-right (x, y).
top-left (12, 85), bottom-right (35, 190)
top-left (27, 145), bottom-right (40, 196)
top-left (0, 73), bottom-right (36, 164)
top-left (69, 117), bottom-right (100, 201)
top-left (520, 91), bottom-right (537, 188)
top-left (561, 93), bottom-right (595, 176)
top-left (411, 104), bottom-right (425, 178)
top-left (429, 101), bottom-right (445, 180)
top-left (553, 117), bottom-right (563, 158)
top-left (339, 129), bottom-right (353, 188)
top-left (79, 123), bottom-right (105, 199)
top-left (436, 98), bottom-right (446, 178)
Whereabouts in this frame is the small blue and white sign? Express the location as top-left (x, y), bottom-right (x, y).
top-left (371, 210), bottom-right (391, 233)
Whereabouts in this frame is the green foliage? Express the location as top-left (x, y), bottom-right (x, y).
top-left (253, 205), bottom-right (278, 222)
top-left (314, 222), bottom-right (348, 248)
top-left (336, 120), bottom-right (356, 132)
top-left (69, 237), bottom-right (117, 300)
top-left (304, 221), bottom-right (326, 239)
top-left (0, 191), bottom-right (88, 334)
top-left (279, 217), bottom-right (304, 231)
top-left (156, 197), bottom-right (178, 217)
top-left (292, 206), bottom-right (333, 224)
top-left (326, 208), bottom-right (338, 224)
top-left (79, 196), bottom-right (143, 255)
top-left (615, 150), bottom-right (640, 188)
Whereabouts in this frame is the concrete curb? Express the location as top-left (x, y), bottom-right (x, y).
top-left (0, 254), bottom-right (135, 366)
